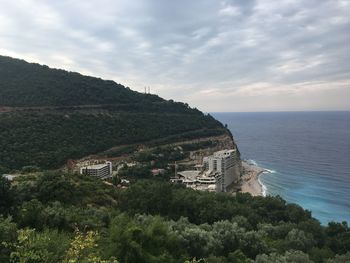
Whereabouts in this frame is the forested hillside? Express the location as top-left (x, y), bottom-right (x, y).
top-left (0, 56), bottom-right (227, 171)
top-left (1, 174), bottom-right (349, 262)
top-left (0, 55), bottom-right (161, 107)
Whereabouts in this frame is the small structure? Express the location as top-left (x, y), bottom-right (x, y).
top-left (121, 179), bottom-right (130, 184)
top-left (80, 161), bottom-right (112, 179)
top-left (151, 168), bottom-right (166, 176)
top-left (2, 174), bottom-right (16, 181)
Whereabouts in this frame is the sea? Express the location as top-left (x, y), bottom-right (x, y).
top-left (213, 111), bottom-right (350, 225)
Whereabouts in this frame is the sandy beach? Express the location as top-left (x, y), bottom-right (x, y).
top-left (239, 161), bottom-right (265, 196)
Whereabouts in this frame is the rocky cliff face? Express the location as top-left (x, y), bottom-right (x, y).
top-left (182, 131), bottom-right (242, 172)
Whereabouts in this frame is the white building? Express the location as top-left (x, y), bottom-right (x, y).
top-left (80, 161), bottom-right (112, 179)
top-left (172, 170), bottom-right (219, 192)
top-left (203, 149), bottom-right (241, 192)
top-left (3, 174), bottom-right (16, 181)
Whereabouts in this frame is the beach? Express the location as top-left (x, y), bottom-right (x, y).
top-left (240, 161), bottom-right (265, 196)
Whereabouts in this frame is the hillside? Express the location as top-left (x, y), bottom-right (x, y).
top-left (1, 174), bottom-right (350, 262)
top-left (0, 55), bottom-right (229, 171)
top-left (0, 55), bottom-right (161, 107)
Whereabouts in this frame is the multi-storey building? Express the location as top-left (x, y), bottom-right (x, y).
top-left (80, 161), bottom-right (112, 179)
top-left (203, 149), bottom-right (241, 192)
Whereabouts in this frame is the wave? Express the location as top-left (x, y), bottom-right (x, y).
top-left (258, 176), bottom-right (267, 197)
top-left (245, 159), bottom-right (277, 174)
top-left (246, 159), bottom-right (258, 166)
top-left (244, 159), bottom-right (276, 197)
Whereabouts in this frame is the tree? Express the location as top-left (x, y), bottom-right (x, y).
top-left (325, 222), bottom-right (350, 254)
top-left (327, 252), bottom-right (350, 263)
top-left (64, 229), bottom-right (118, 263)
top-left (227, 250), bottom-right (252, 263)
top-left (285, 229), bottom-right (315, 252)
top-left (0, 216), bottom-right (18, 262)
top-left (0, 175), bottom-right (14, 215)
top-left (255, 250), bottom-right (313, 263)
top-left (239, 231), bottom-right (269, 258)
top-left (309, 247), bottom-right (333, 263)
top-left (211, 221), bottom-right (243, 255)
top-left (106, 214), bottom-right (178, 263)
top-left (21, 166), bottom-right (41, 174)
top-left (10, 228), bottom-right (70, 263)
top-left (17, 199), bottom-right (45, 229)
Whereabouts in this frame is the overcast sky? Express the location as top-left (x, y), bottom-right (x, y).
top-left (1, 0), bottom-right (349, 112)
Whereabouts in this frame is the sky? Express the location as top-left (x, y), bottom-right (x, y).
top-left (1, 0), bottom-right (350, 112)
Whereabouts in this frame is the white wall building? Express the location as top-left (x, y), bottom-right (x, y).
top-left (203, 149), bottom-right (241, 192)
top-left (80, 161), bottom-right (112, 179)
top-left (173, 170), bottom-right (219, 192)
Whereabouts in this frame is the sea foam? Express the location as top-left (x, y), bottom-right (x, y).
top-left (246, 159), bottom-right (258, 166)
top-left (245, 159), bottom-right (271, 197)
top-left (258, 177), bottom-right (267, 197)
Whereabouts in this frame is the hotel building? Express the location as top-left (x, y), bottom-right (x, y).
top-left (203, 149), bottom-right (241, 192)
top-left (80, 161), bottom-right (112, 179)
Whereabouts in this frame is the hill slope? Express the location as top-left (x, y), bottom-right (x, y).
top-left (0, 55), bottom-right (229, 171)
top-left (0, 55), bottom-right (161, 107)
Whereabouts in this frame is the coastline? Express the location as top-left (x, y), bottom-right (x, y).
top-left (239, 161), bottom-right (266, 197)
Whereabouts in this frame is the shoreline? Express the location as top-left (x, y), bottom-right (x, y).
top-left (239, 161), bottom-right (266, 197)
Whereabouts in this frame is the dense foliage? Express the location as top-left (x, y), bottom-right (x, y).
top-left (0, 111), bottom-right (224, 171)
top-left (0, 55), bottom-right (226, 171)
top-left (1, 174), bottom-right (349, 262)
top-left (0, 55), bottom-right (160, 107)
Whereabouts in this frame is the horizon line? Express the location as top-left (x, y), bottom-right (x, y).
top-left (209, 110), bottom-right (350, 113)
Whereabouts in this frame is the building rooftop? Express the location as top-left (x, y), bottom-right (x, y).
top-left (178, 170), bottom-right (201, 180)
top-left (178, 170), bottom-right (218, 182)
top-left (213, 149), bottom-right (236, 157)
top-left (83, 163), bottom-right (109, 170)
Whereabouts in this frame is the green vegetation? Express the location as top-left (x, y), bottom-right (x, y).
top-left (180, 140), bottom-right (218, 151)
top-left (0, 112), bottom-right (223, 170)
top-left (0, 56), bottom-right (226, 171)
top-left (1, 173), bottom-right (350, 262)
top-left (101, 145), bottom-right (138, 158)
top-left (0, 55), bottom-right (158, 107)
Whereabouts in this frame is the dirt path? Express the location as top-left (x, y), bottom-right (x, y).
top-left (73, 133), bottom-right (233, 164)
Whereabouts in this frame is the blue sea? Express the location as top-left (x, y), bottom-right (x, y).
top-left (213, 112), bottom-right (350, 225)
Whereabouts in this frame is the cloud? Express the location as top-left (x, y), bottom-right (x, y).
top-left (0, 0), bottom-right (349, 111)
top-left (219, 4), bottom-right (241, 17)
